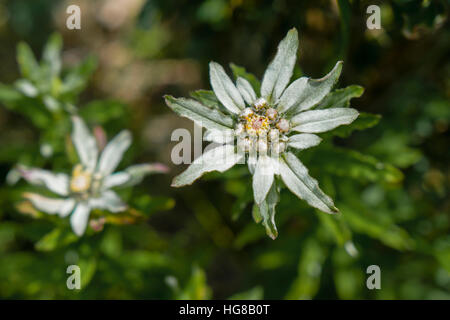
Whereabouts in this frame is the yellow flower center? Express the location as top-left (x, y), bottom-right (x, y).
top-left (70, 164), bottom-right (92, 193)
top-left (237, 98), bottom-right (289, 155)
top-left (244, 113), bottom-right (270, 136)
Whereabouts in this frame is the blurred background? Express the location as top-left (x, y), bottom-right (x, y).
top-left (0, 0), bottom-right (449, 299)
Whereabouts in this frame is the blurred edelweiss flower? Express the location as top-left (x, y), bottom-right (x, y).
top-left (165, 28), bottom-right (359, 239)
top-left (19, 116), bottom-right (168, 236)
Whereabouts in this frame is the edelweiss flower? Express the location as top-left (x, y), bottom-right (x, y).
top-left (19, 116), bottom-right (168, 236)
top-left (165, 28), bottom-right (359, 238)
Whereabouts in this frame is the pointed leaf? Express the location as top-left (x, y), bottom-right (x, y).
top-left (71, 116), bottom-right (98, 171)
top-left (61, 55), bottom-right (97, 96)
top-left (236, 77), bottom-right (257, 105)
top-left (288, 133), bottom-right (322, 150)
top-left (341, 205), bottom-right (415, 251)
top-left (279, 152), bottom-right (338, 214)
top-left (256, 182), bottom-right (279, 239)
top-left (17, 42), bottom-right (40, 81)
top-left (324, 112), bottom-right (380, 137)
top-left (204, 129), bottom-right (234, 144)
top-left (291, 108), bottom-right (359, 133)
top-left (278, 61), bottom-right (343, 114)
top-left (24, 193), bottom-right (75, 217)
top-left (19, 168), bottom-right (70, 196)
top-left (209, 62), bottom-right (244, 114)
top-left (190, 90), bottom-right (220, 109)
top-left (230, 63), bottom-right (261, 93)
top-left (252, 155), bottom-right (275, 204)
top-left (70, 203), bottom-right (91, 236)
top-left (316, 85), bottom-right (364, 109)
top-left (120, 163), bottom-right (169, 187)
top-left (261, 28), bottom-right (299, 102)
top-left (312, 146), bottom-right (404, 184)
top-left (35, 227), bottom-right (78, 252)
top-left (165, 95), bottom-right (234, 131)
top-left (89, 190), bottom-right (127, 213)
top-left (42, 33), bottom-right (63, 76)
top-left (97, 130), bottom-right (131, 176)
top-left (172, 145), bottom-right (243, 187)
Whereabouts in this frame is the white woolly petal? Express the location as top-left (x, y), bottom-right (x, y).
top-left (20, 168), bottom-right (70, 196)
top-left (97, 130), bottom-right (132, 176)
top-left (70, 203), bottom-right (91, 236)
top-left (24, 193), bottom-right (75, 217)
top-left (71, 116), bottom-right (98, 171)
top-left (89, 190), bottom-right (127, 213)
top-left (102, 172), bottom-right (130, 189)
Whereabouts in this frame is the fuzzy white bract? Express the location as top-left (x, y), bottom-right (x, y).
top-left (19, 116), bottom-right (168, 236)
top-left (165, 28), bottom-right (359, 238)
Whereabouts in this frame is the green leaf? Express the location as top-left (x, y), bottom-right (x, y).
top-left (79, 99), bottom-right (128, 124)
top-left (285, 237), bottom-right (328, 299)
top-left (177, 266), bottom-right (212, 300)
top-left (229, 182), bottom-right (252, 221)
top-left (17, 42), bottom-right (40, 81)
top-left (35, 227), bottom-right (78, 252)
top-left (365, 131), bottom-right (422, 168)
top-left (312, 147), bottom-right (404, 184)
top-left (190, 89), bottom-right (232, 115)
top-left (0, 90), bottom-right (50, 127)
top-left (131, 194), bottom-right (175, 216)
top-left (234, 224), bottom-right (266, 249)
top-left (229, 286), bottom-right (263, 300)
top-left (434, 247), bottom-right (450, 273)
top-left (317, 211), bottom-right (352, 246)
top-left (0, 83), bottom-right (22, 107)
top-left (118, 251), bottom-right (169, 269)
top-left (78, 256), bottom-right (97, 288)
top-left (61, 55), bottom-right (97, 97)
top-left (251, 203), bottom-right (262, 223)
top-left (42, 33), bottom-right (63, 76)
top-left (229, 63), bottom-right (261, 93)
top-left (316, 85), bottom-right (364, 109)
top-left (100, 229), bottom-right (122, 258)
top-left (190, 89), bottom-right (220, 109)
top-left (332, 248), bottom-right (363, 299)
top-left (341, 205), bottom-right (415, 251)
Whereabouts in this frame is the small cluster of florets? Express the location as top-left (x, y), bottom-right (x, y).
top-left (235, 98), bottom-right (289, 155)
top-left (70, 164), bottom-right (102, 199)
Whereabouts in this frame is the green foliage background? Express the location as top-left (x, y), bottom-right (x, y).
top-left (0, 0), bottom-right (448, 299)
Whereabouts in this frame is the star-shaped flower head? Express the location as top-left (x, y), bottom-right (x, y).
top-left (165, 28), bottom-right (359, 239)
top-left (19, 116), bottom-right (168, 236)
